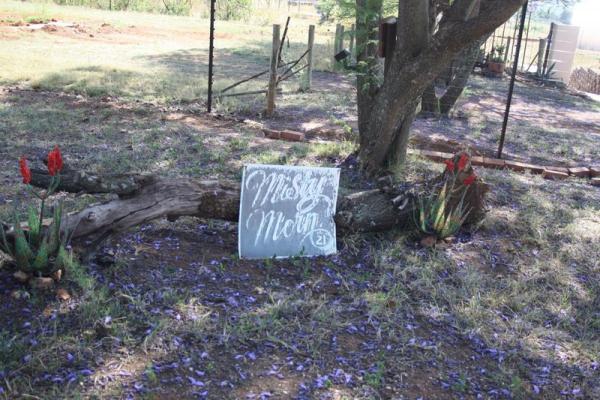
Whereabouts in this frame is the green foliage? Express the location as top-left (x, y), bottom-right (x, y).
top-left (1, 203), bottom-right (68, 276)
top-left (216, 0), bottom-right (252, 21)
top-left (416, 182), bottom-right (470, 239)
top-left (414, 160), bottom-right (474, 240)
top-left (52, 0), bottom-right (192, 16)
top-left (489, 45), bottom-right (505, 63)
top-left (317, 0), bottom-right (396, 22)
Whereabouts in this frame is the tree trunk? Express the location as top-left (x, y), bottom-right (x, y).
top-left (438, 38), bottom-right (484, 115)
top-left (421, 84), bottom-right (439, 114)
top-left (420, 37), bottom-right (486, 116)
top-left (354, 0), bottom-right (526, 174)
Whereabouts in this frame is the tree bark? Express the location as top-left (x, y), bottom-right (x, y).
top-left (2, 159), bottom-right (487, 249)
top-left (355, 0), bottom-right (526, 174)
top-left (22, 169), bottom-right (415, 245)
top-left (421, 37), bottom-right (486, 116)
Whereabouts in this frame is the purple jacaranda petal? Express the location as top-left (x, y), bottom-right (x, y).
top-left (188, 377), bottom-right (205, 387)
top-left (315, 375), bottom-right (329, 388)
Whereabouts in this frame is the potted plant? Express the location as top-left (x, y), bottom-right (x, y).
top-left (487, 45), bottom-right (506, 74)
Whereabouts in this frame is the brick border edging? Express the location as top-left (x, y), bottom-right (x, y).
top-left (409, 149), bottom-right (600, 186)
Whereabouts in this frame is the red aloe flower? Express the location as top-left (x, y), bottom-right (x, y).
top-left (19, 156), bottom-right (31, 184)
top-left (457, 153), bottom-right (469, 172)
top-left (463, 174), bottom-right (477, 186)
top-left (444, 159), bottom-right (455, 172)
top-left (47, 146), bottom-right (63, 176)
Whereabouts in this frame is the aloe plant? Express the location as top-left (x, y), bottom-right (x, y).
top-left (414, 154), bottom-right (477, 240)
top-left (0, 147), bottom-right (68, 278)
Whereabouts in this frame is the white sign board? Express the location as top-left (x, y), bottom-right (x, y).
top-left (238, 164), bottom-right (340, 259)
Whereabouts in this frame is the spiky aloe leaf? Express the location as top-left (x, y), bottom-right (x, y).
top-left (47, 203), bottom-right (63, 256)
top-left (32, 239), bottom-right (49, 272)
top-left (13, 215), bottom-right (33, 272)
top-left (27, 206), bottom-right (41, 248)
top-left (433, 184), bottom-right (448, 232)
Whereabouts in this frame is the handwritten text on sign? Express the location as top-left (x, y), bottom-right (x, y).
top-left (238, 164), bottom-right (340, 259)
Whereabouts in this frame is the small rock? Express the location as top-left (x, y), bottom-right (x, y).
top-left (52, 269), bottom-right (63, 282)
top-left (56, 288), bottom-right (71, 301)
top-left (14, 270), bottom-right (30, 283)
top-left (30, 277), bottom-right (55, 290)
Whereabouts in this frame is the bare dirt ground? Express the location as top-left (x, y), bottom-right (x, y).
top-left (243, 72), bottom-right (600, 167)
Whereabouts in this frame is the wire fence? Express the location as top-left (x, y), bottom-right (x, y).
top-left (416, 8), bottom-right (600, 170)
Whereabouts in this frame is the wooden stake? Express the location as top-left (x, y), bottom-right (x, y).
top-left (349, 24), bottom-right (355, 57)
top-left (303, 25), bottom-right (315, 90)
top-left (333, 24), bottom-right (341, 69)
top-left (266, 24), bottom-right (281, 117)
top-left (537, 38), bottom-right (546, 76)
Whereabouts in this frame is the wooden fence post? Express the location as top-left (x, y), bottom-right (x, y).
top-left (266, 24), bottom-right (281, 117)
top-left (504, 37), bottom-right (511, 63)
top-left (332, 24), bottom-right (341, 69)
top-left (537, 38), bottom-right (546, 76)
top-left (349, 24), bottom-right (355, 57)
top-left (303, 24), bottom-right (315, 90)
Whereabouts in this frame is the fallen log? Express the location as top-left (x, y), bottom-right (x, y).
top-left (5, 154), bottom-right (487, 248)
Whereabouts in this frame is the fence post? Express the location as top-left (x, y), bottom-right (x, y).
top-left (537, 38), bottom-right (546, 76)
top-left (504, 37), bottom-right (511, 63)
top-left (303, 24), bottom-right (315, 91)
top-left (497, 0), bottom-right (529, 159)
top-left (206, 0), bottom-right (216, 113)
top-left (333, 24), bottom-right (341, 69)
top-left (266, 24), bottom-right (281, 117)
top-left (349, 24), bottom-right (355, 57)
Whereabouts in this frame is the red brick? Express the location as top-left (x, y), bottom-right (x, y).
top-left (568, 167), bottom-right (590, 178)
top-left (262, 128), bottom-right (280, 139)
top-left (542, 169), bottom-right (569, 180)
top-left (544, 166), bottom-right (569, 174)
top-left (589, 166), bottom-right (600, 177)
top-left (591, 178), bottom-right (600, 187)
top-left (280, 130), bottom-right (305, 142)
top-left (420, 150), bottom-right (453, 163)
top-left (504, 160), bottom-right (545, 174)
top-left (470, 156), bottom-right (485, 167)
top-left (483, 158), bottom-right (505, 169)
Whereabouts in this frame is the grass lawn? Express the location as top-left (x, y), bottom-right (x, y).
top-left (0, 1), bottom-right (337, 103)
top-left (1, 2), bottom-right (600, 399)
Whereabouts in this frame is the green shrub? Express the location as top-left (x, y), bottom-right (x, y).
top-left (216, 0), bottom-right (251, 21)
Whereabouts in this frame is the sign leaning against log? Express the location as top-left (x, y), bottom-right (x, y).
top-left (239, 164), bottom-right (341, 259)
